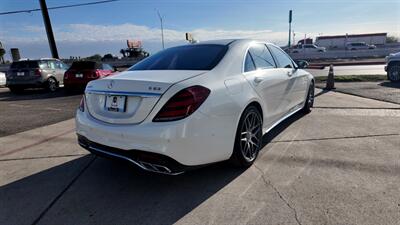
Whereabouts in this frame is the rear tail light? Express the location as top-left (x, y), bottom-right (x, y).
top-left (64, 71), bottom-right (69, 80)
top-left (79, 95), bottom-right (85, 112)
top-left (153, 86), bottom-right (210, 122)
top-left (88, 70), bottom-right (100, 79)
top-left (34, 69), bottom-right (41, 76)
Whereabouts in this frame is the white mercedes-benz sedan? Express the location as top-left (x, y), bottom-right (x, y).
top-left (76, 39), bottom-right (314, 175)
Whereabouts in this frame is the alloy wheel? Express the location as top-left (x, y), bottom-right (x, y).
top-left (308, 83), bottom-right (314, 107)
top-left (389, 65), bottom-right (400, 82)
top-left (48, 78), bottom-right (57, 92)
top-left (239, 110), bottom-right (262, 162)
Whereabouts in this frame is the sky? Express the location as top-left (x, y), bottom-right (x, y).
top-left (0, 0), bottom-right (399, 60)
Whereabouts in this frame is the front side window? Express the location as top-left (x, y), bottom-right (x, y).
top-left (268, 45), bottom-right (294, 69)
top-left (247, 44), bottom-right (276, 70)
top-left (129, 44), bottom-right (228, 71)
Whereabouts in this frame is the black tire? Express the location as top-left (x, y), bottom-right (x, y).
top-left (230, 105), bottom-right (263, 167)
top-left (46, 77), bottom-right (58, 92)
top-left (9, 87), bottom-right (24, 94)
top-left (302, 81), bottom-right (315, 114)
top-left (387, 63), bottom-right (400, 83)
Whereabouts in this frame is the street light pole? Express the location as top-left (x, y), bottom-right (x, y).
top-left (157, 10), bottom-right (165, 50)
top-left (39, 0), bottom-right (59, 59)
top-left (288, 10), bottom-right (292, 48)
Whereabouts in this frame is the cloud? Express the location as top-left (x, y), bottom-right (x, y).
top-left (0, 23), bottom-right (293, 58)
top-left (2, 23), bottom-right (288, 44)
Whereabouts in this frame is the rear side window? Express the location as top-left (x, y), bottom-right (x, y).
top-left (47, 61), bottom-right (56, 70)
top-left (10, 61), bottom-right (39, 69)
top-left (248, 44), bottom-right (276, 70)
top-left (244, 53), bottom-right (256, 72)
top-left (268, 45), bottom-right (294, 69)
top-left (129, 44), bottom-right (228, 71)
top-left (70, 61), bottom-right (97, 70)
top-left (102, 64), bottom-right (113, 70)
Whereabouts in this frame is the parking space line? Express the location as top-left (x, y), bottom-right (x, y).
top-left (272, 133), bottom-right (400, 143)
top-left (0, 153), bottom-right (87, 162)
top-left (314, 106), bottom-right (400, 110)
top-left (0, 128), bottom-right (75, 158)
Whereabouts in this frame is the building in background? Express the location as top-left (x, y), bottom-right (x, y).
top-left (315, 33), bottom-right (387, 49)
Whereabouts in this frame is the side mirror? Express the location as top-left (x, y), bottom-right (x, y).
top-left (296, 60), bottom-right (309, 69)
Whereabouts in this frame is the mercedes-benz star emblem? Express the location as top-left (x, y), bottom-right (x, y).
top-left (107, 80), bottom-right (114, 89)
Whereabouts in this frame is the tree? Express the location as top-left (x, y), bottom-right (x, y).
top-left (387, 36), bottom-right (399, 43)
top-left (120, 49), bottom-right (126, 57)
top-left (85, 54), bottom-right (102, 61)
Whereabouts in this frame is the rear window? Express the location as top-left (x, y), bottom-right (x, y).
top-left (129, 44), bottom-right (228, 71)
top-left (70, 61), bottom-right (99, 70)
top-left (10, 61), bottom-right (39, 69)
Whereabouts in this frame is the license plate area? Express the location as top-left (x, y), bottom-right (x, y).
top-left (17, 72), bottom-right (25, 76)
top-left (105, 95), bottom-right (127, 112)
top-left (75, 73), bottom-right (83, 78)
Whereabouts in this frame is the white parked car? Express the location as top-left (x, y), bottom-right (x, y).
top-left (0, 72), bottom-right (6, 87)
top-left (345, 42), bottom-right (376, 50)
top-left (292, 44), bottom-right (326, 53)
top-left (76, 39), bottom-right (315, 175)
top-left (385, 52), bottom-right (400, 82)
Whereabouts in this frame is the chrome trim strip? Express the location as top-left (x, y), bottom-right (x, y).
top-left (87, 145), bottom-right (184, 175)
top-left (86, 89), bottom-right (162, 97)
top-left (263, 106), bottom-right (303, 135)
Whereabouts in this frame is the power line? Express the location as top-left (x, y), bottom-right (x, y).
top-left (0, 0), bottom-right (119, 15)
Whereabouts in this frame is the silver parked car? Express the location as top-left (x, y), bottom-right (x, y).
top-left (385, 52), bottom-right (400, 82)
top-left (6, 58), bottom-right (69, 93)
top-left (345, 42), bottom-right (376, 50)
top-left (0, 71), bottom-right (6, 87)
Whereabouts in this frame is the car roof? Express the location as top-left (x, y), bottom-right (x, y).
top-left (192, 39), bottom-right (275, 47)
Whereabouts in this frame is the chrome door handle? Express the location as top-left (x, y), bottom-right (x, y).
top-left (254, 77), bottom-right (264, 83)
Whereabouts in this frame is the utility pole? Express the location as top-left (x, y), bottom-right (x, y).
top-left (288, 10), bottom-right (292, 48)
top-left (157, 10), bottom-right (165, 50)
top-left (39, 0), bottom-right (59, 59)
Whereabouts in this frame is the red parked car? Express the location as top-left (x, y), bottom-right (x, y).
top-left (63, 61), bottom-right (115, 90)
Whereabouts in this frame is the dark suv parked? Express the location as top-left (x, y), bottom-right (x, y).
top-left (6, 58), bottom-right (69, 93)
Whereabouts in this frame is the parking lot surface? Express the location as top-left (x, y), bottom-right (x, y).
top-left (1, 89), bottom-right (400, 225)
top-left (316, 81), bottom-right (400, 105)
top-left (0, 88), bottom-right (81, 137)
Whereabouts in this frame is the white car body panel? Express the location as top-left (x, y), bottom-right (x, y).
top-left (0, 72), bottom-right (6, 86)
top-left (76, 39), bottom-right (314, 171)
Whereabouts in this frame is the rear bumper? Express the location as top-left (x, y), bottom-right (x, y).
top-left (64, 78), bottom-right (93, 88)
top-left (75, 106), bottom-right (236, 168)
top-left (6, 77), bottom-right (45, 87)
top-left (78, 135), bottom-right (189, 175)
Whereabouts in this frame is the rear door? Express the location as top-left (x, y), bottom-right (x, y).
top-left (54, 60), bottom-right (66, 84)
top-left (242, 43), bottom-right (289, 127)
top-left (45, 60), bottom-right (58, 81)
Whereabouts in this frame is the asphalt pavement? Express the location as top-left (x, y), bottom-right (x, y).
top-left (0, 88), bottom-right (81, 137)
top-left (316, 81), bottom-right (400, 105)
top-left (1, 89), bottom-right (400, 225)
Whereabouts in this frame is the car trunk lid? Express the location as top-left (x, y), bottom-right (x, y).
top-left (85, 70), bottom-right (206, 124)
